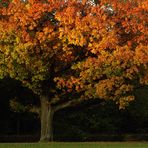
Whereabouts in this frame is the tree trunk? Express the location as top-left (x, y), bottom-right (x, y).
top-left (16, 113), bottom-right (20, 135)
top-left (40, 95), bottom-right (54, 142)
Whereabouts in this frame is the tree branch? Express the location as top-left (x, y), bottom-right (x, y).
top-left (54, 97), bottom-right (84, 112)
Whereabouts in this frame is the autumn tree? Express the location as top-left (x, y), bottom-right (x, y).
top-left (0, 0), bottom-right (147, 142)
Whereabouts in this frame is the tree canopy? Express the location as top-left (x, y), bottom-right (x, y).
top-left (0, 0), bottom-right (147, 108)
top-left (55, 0), bottom-right (148, 109)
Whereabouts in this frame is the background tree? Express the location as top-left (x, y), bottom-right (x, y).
top-left (0, 0), bottom-right (147, 142)
top-left (0, 78), bottom-right (40, 141)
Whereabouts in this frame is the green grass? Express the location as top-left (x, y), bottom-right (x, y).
top-left (0, 142), bottom-right (148, 148)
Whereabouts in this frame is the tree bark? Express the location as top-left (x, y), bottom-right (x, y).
top-left (40, 95), bottom-right (54, 142)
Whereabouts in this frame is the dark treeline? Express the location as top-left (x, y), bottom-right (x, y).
top-left (0, 78), bottom-right (148, 142)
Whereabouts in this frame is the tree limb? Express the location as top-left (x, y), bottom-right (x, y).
top-left (54, 97), bottom-right (84, 112)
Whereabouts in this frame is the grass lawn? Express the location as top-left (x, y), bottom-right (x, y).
top-left (0, 142), bottom-right (148, 148)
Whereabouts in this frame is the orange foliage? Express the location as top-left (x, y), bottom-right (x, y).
top-left (0, 0), bottom-right (148, 109)
top-left (55, 0), bottom-right (148, 108)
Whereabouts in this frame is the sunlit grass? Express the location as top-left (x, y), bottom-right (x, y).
top-left (0, 142), bottom-right (148, 148)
